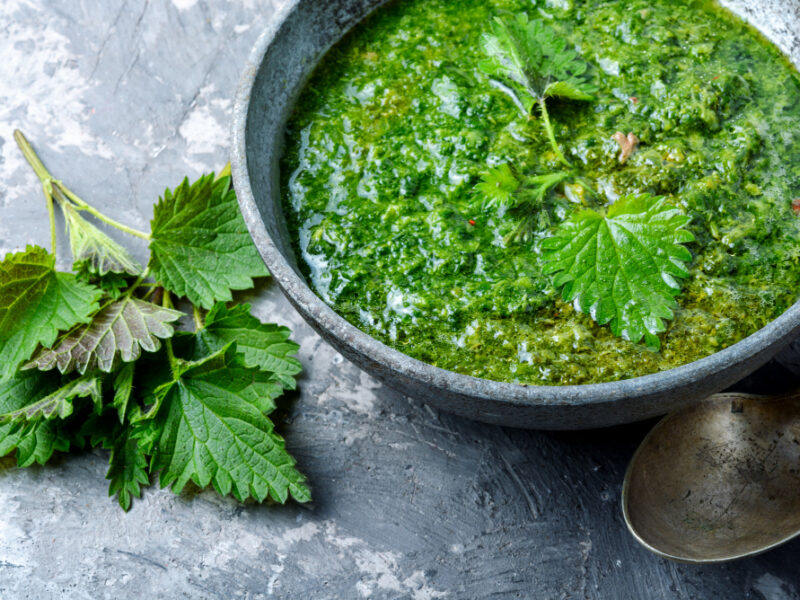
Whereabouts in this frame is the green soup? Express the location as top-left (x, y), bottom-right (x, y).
top-left (281, 0), bottom-right (800, 385)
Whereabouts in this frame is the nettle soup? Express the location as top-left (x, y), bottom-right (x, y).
top-left (281, 0), bottom-right (800, 385)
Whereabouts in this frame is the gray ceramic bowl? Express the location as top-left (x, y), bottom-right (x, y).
top-left (232, 0), bottom-right (800, 430)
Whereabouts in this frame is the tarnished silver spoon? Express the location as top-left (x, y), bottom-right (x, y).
top-left (622, 392), bottom-right (800, 563)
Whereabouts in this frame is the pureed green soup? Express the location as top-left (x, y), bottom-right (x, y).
top-left (281, 0), bottom-right (800, 385)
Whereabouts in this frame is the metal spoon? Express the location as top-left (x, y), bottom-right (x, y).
top-left (622, 392), bottom-right (800, 563)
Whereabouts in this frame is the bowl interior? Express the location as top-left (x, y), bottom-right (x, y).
top-left (232, 0), bottom-right (800, 429)
top-left (243, 0), bottom-right (392, 277)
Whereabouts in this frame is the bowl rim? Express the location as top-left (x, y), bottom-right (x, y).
top-left (231, 0), bottom-right (800, 410)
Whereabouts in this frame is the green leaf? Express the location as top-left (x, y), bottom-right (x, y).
top-left (0, 372), bottom-right (102, 425)
top-left (476, 166), bottom-right (571, 243)
top-left (476, 164), bottom-right (520, 210)
top-left (76, 409), bottom-right (117, 449)
top-left (503, 171), bottom-right (572, 244)
top-left (107, 426), bottom-right (149, 511)
top-left (64, 204), bottom-right (142, 276)
top-left (197, 303), bottom-right (302, 390)
top-left (148, 174), bottom-right (269, 309)
top-left (130, 415), bottom-right (161, 456)
top-left (543, 80), bottom-right (596, 102)
top-left (112, 362), bottom-right (135, 423)
top-left (0, 370), bottom-right (70, 466)
top-left (165, 331), bottom-right (286, 413)
top-left (0, 246), bottom-right (50, 334)
top-left (0, 246), bottom-right (102, 381)
top-left (542, 194), bottom-right (694, 349)
top-left (14, 423), bottom-right (71, 467)
top-left (25, 297), bottom-right (182, 375)
top-left (146, 344), bottom-right (310, 504)
top-left (479, 13), bottom-right (595, 113)
top-left (517, 172), bottom-right (573, 212)
top-left (76, 269), bottom-right (135, 300)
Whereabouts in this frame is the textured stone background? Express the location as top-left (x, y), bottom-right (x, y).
top-left (1, 1), bottom-right (800, 598)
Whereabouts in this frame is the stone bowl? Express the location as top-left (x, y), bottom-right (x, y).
top-left (231, 0), bottom-right (800, 429)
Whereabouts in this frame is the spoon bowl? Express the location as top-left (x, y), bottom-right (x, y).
top-left (622, 392), bottom-right (800, 562)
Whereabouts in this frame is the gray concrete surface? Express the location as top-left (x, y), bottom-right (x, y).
top-left (1, 1), bottom-right (799, 598)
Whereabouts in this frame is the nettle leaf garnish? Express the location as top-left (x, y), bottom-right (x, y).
top-left (542, 194), bottom-right (694, 350)
top-left (476, 164), bottom-right (520, 210)
top-left (476, 13), bottom-right (599, 246)
top-left (477, 164), bottom-right (573, 244)
top-left (479, 12), bottom-right (596, 165)
top-left (1, 131), bottom-right (308, 511)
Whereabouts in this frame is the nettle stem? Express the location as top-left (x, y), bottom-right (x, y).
top-left (14, 131), bottom-right (58, 251)
top-left (14, 130), bottom-right (50, 182)
top-left (54, 183), bottom-right (150, 241)
top-left (538, 98), bottom-right (570, 168)
top-left (43, 180), bottom-right (57, 253)
top-left (161, 289), bottom-right (180, 375)
top-left (125, 266), bottom-right (151, 298)
top-left (192, 305), bottom-right (205, 331)
top-left (13, 130), bottom-right (151, 242)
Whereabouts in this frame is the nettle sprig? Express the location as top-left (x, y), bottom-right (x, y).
top-left (0, 131), bottom-right (310, 510)
top-left (476, 14), bottom-right (696, 350)
top-left (479, 12), bottom-right (596, 166)
top-left (477, 13), bottom-right (598, 242)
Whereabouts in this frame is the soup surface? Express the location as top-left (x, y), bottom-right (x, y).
top-left (281, 0), bottom-right (800, 385)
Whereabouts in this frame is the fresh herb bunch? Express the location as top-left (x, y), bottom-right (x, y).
top-left (477, 14), bottom-right (696, 350)
top-left (0, 131), bottom-right (310, 510)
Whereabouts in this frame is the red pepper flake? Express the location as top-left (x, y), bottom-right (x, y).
top-left (629, 96), bottom-right (639, 104)
top-left (793, 199), bottom-right (800, 214)
top-left (468, 219), bottom-right (476, 226)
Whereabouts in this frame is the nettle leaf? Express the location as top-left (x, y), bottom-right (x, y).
top-left (64, 204), bottom-right (142, 276)
top-left (0, 246), bottom-right (50, 333)
top-left (542, 194), bottom-right (694, 350)
top-left (0, 246), bottom-right (101, 381)
top-left (146, 344), bottom-right (310, 504)
top-left (0, 370), bottom-right (71, 467)
top-left (112, 362), bottom-right (135, 423)
top-left (77, 270), bottom-right (136, 301)
top-left (196, 303), bottom-right (302, 390)
top-left (504, 171), bottom-right (572, 244)
top-left (476, 164), bottom-right (520, 210)
top-left (148, 174), bottom-right (269, 309)
top-left (0, 372), bottom-right (102, 425)
top-left (166, 331), bottom-right (286, 410)
top-left (477, 165), bottom-right (571, 243)
top-left (26, 297), bottom-right (182, 375)
top-left (73, 407), bottom-right (148, 510)
top-left (543, 80), bottom-right (595, 102)
top-left (479, 13), bottom-right (596, 113)
top-left (107, 426), bottom-right (149, 511)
